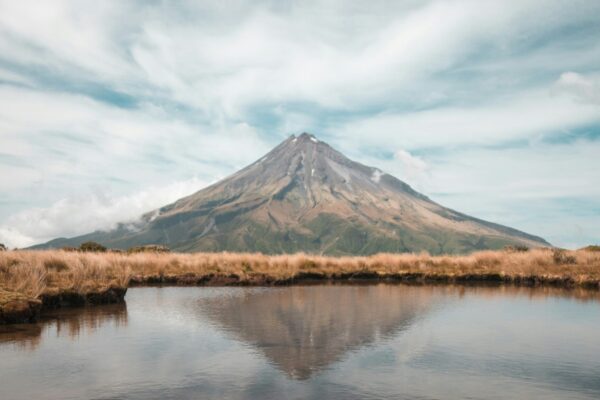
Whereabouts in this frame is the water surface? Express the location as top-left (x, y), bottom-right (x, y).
top-left (1, 285), bottom-right (599, 399)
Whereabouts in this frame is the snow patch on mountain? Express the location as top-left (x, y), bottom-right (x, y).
top-left (371, 169), bottom-right (383, 183)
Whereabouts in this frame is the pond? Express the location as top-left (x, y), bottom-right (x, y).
top-left (1, 285), bottom-right (599, 399)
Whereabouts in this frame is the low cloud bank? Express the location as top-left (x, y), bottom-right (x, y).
top-left (0, 178), bottom-right (207, 248)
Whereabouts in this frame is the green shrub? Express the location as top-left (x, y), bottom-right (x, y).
top-left (581, 245), bottom-right (600, 252)
top-left (60, 246), bottom-right (78, 252)
top-left (241, 261), bottom-right (252, 272)
top-left (79, 241), bottom-right (107, 252)
top-left (0, 243), bottom-right (6, 251)
top-left (302, 260), bottom-right (318, 269)
top-left (127, 244), bottom-right (170, 253)
top-left (504, 245), bottom-right (529, 252)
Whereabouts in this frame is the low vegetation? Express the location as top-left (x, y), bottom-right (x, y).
top-left (78, 241), bottom-right (107, 252)
top-left (61, 242), bottom-right (170, 254)
top-left (0, 251), bottom-right (130, 323)
top-left (1, 247), bottom-right (599, 323)
top-left (127, 244), bottom-right (170, 254)
top-left (503, 245), bottom-right (530, 252)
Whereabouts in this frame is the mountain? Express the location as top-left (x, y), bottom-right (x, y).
top-left (35, 133), bottom-right (550, 255)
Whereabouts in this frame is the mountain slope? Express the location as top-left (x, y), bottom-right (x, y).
top-left (35, 133), bottom-right (550, 255)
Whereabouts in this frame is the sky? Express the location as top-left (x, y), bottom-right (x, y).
top-left (0, 0), bottom-right (599, 249)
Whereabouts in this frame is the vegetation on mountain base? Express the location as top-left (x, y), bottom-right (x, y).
top-left (79, 241), bottom-right (107, 252)
top-left (61, 242), bottom-right (170, 254)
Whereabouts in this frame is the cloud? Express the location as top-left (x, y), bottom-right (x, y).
top-left (1, 0), bottom-right (597, 116)
top-left (394, 150), bottom-right (429, 189)
top-left (0, 178), bottom-right (209, 248)
top-left (0, 0), bottom-right (599, 248)
top-left (119, 0), bottom-right (600, 117)
top-left (330, 88), bottom-right (600, 153)
top-left (423, 139), bottom-right (600, 248)
top-left (554, 71), bottom-right (600, 105)
top-left (0, 84), bottom-right (271, 200)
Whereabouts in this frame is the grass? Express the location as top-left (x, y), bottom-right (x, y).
top-left (2, 247), bottom-right (599, 323)
top-left (1, 247), bottom-right (600, 296)
top-left (0, 251), bottom-right (130, 297)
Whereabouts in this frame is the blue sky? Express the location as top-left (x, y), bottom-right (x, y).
top-left (0, 0), bottom-right (599, 248)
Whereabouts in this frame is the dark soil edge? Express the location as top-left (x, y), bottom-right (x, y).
top-left (0, 298), bottom-right (42, 324)
top-left (0, 287), bottom-right (127, 325)
top-left (40, 287), bottom-right (128, 309)
top-left (129, 272), bottom-right (600, 290)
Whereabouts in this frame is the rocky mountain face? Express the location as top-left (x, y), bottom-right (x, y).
top-left (36, 133), bottom-right (550, 255)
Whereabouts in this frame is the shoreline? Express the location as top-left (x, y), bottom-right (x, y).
top-left (1, 287), bottom-right (127, 324)
top-left (129, 270), bottom-right (600, 289)
top-left (2, 276), bottom-right (599, 325)
top-left (1, 248), bottom-right (599, 324)
top-left (3, 275), bottom-right (600, 325)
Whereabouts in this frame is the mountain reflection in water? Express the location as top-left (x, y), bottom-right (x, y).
top-left (1, 285), bottom-right (599, 400)
top-left (195, 285), bottom-right (437, 379)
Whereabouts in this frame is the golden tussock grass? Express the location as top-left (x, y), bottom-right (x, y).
top-left (1, 248), bottom-right (599, 304)
top-left (0, 251), bottom-right (131, 302)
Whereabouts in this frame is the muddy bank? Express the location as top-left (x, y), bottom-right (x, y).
top-left (0, 287), bottom-right (127, 325)
top-left (0, 289), bottom-right (42, 324)
top-left (129, 272), bottom-right (600, 289)
top-left (40, 287), bottom-right (127, 308)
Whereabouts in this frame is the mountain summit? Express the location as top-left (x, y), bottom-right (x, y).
top-left (37, 133), bottom-right (549, 254)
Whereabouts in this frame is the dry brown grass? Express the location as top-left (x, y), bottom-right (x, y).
top-left (0, 250), bottom-right (131, 300)
top-left (1, 248), bottom-right (599, 302)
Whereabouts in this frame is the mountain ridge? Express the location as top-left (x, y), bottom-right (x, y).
top-left (34, 133), bottom-right (550, 254)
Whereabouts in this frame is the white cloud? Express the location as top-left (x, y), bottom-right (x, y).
top-left (0, 228), bottom-right (33, 250)
top-left (0, 178), bottom-right (208, 248)
top-left (394, 150), bottom-right (429, 188)
top-left (554, 71), bottom-right (600, 105)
